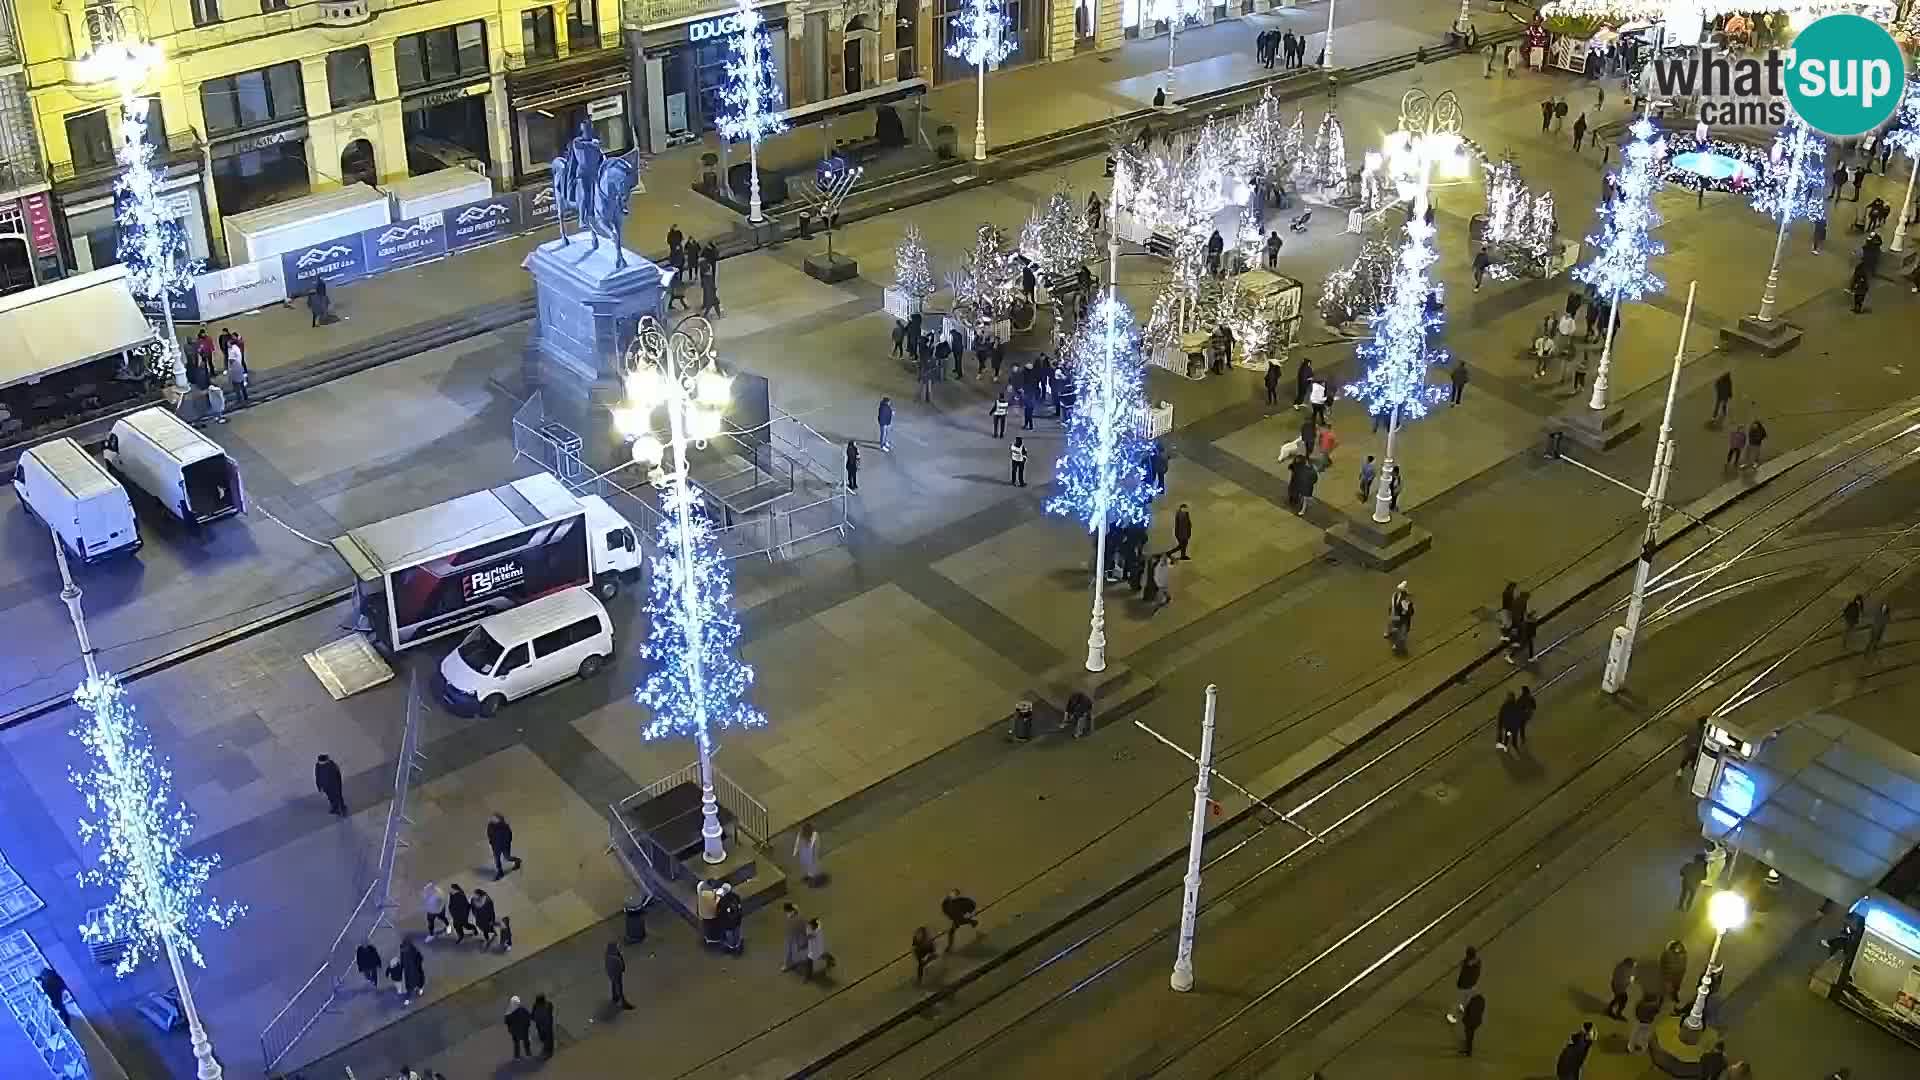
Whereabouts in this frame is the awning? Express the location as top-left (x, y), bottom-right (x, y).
top-left (1700, 712), bottom-right (1920, 903)
top-left (0, 265), bottom-right (155, 392)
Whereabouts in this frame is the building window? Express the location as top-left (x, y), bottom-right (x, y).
top-left (142, 98), bottom-right (167, 151)
top-left (568, 0), bottom-right (599, 47)
top-left (395, 21), bottom-right (490, 91)
top-left (66, 109), bottom-right (113, 170)
top-left (191, 0), bottom-right (223, 27)
top-left (328, 47), bottom-right (375, 108)
top-left (260, 0), bottom-right (290, 10)
top-left (201, 61), bottom-right (307, 135)
top-left (522, 9), bottom-right (558, 62)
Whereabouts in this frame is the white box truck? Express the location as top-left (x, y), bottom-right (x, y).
top-left (104, 408), bottom-right (246, 525)
top-left (13, 437), bottom-right (141, 562)
top-left (330, 473), bottom-right (642, 652)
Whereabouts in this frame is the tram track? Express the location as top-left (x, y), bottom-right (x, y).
top-left (792, 414), bottom-right (1920, 1080)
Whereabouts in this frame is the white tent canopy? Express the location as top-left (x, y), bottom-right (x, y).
top-left (0, 266), bottom-right (155, 392)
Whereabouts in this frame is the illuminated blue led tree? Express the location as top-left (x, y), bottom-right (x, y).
top-left (625, 316), bottom-right (765, 864)
top-left (1887, 79), bottom-right (1920, 255)
top-left (948, 0), bottom-right (1015, 163)
top-left (1747, 113), bottom-right (1827, 324)
top-left (70, 672), bottom-right (243, 1076)
top-left (1048, 295), bottom-right (1156, 671)
top-left (1342, 216), bottom-right (1450, 525)
top-left (1574, 118), bottom-right (1665, 411)
top-left (717, 0), bottom-right (788, 223)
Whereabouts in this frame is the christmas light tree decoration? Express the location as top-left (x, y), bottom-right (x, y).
top-left (1481, 155), bottom-right (1558, 280)
top-left (70, 673), bottom-right (244, 978)
top-left (634, 479), bottom-right (766, 747)
top-left (716, 0), bottom-right (788, 222)
top-left (1318, 235), bottom-right (1396, 329)
top-left (1750, 115), bottom-right (1828, 225)
top-left (951, 223), bottom-right (1021, 334)
top-left (1885, 79), bottom-right (1920, 254)
top-left (1309, 112), bottom-right (1348, 192)
top-left (1541, 0), bottom-right (1890, 23)
top-left (949, 0), bottom-right (1016, 162)
top-left (893, 223), bottom-right (935, 301)
top-left (1574, 118), bottom-right (1666, 409)
top-left (115, 96), bottom-right (200, 386)
top-left (1021, 189), bottom-right (1096, 282)
top-left (1340, 219), bottom-right (1450, 427)
top-left (1048, 295), bottom-right (1157, 531)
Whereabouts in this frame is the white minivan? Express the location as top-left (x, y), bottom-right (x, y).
top-left (104, 408), bottom-right (245, 525)
top-left (438, 586), bottom-right (613, 716)
top-left (13, 438), bottom-right (142, 562)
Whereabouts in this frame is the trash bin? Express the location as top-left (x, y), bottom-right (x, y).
top-left (623, 897), bottom-right (649, 944)
top-left (1011, 700), bottom-right (1035, 741)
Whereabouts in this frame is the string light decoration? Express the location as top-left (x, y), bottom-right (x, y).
top-left (1481, 156), bottom-right (1558, 280)
top-left (1021, 189), bottom-right (1096, 281)
top-left (1341, 219), bottom-right (1450, 427)
top-left (893, 223), bottom-right (935, 301)
top-left (716, 0), bottom-right (788, 222)
top-left (1540, 0), bottom-right (1891, 21)
top-left (949, 0), bottom-right (1016, 162)
top-left (1575, 118), bottom-right (1666, 410)
top-left (1885, 79), bottom-right (1920, 253)
top-left (116, 97), bottom-right (199, 385)
top-left (1751, 115), bottom-right (1828, 224)
top-left (1318, 235), bottom-right (1396, 328)
top-left (70, 674), bottom-right (244, 978)
top-left (1309, 112), bottom-right (1349, 193)
top-left (950, 223), bottom-right (1021, 334)
top-left (1047, 293), bottom-right (1155, 670)
top-left (1663, 137), bottom-right (1769, 194)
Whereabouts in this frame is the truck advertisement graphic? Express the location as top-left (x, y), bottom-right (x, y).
top-left (385, 516), bottom-right (589, 649)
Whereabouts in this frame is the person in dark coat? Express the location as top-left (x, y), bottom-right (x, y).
top-left (448, 884), bottom-right (473, 943)
top-left (1446, 946), bottom-right (1482, 1021)
top-left (37, 967), bottom-right (70, 1026)
top-left (699, 260), bottom-right (722, 317)
top-left (531, 993), bottom-right (556, 1057)
top-left (1515, 686), bottom-right (1537, 746)
top-left (505, 996), bottom-right (534, 1059)
top-left (913, 926), bottom-right (938, 984)
top-left (487, 813), bottom-right (522, 879)
top-left (1264, 360), bottom-right (1282, 405)
top-left (309, 278), bottom-right (330, 327)
top-left (1172, 504), bottom-right (1193, 560)
top-left (1555, 1029), bottom-right (1590, 1078)
top-left (1294, 357), bottom-right (1315, 408)
top-left (1678, 852), bottom-right (1709, 910)
top-left (1459, 992), bottom-right (1485, 1055)
top-left (398, 938), bottom-right (426, 1001)
top-left (1607, 956), bottom-right (1637, 1018)
top-left (1699, 1040), bottom-right (1730, 1080)
top-left (845, 440), bottom-right (860, 493)
top-left (1495, 692), bottom-right (1519, 751)
top-left (1659, 939), bottom-right (1689, 1003)
top-left (941, 889), bottom-right (979, 951)
top-left (355, 942), bottom-right (382, 986)
top-left (472, 889), bottom-right (499, 947)
top-left (606, 940), bottom-right (633, 1008)
top-left (315, 754), bottom-right (346, 816)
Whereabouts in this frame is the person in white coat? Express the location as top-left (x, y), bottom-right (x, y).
top-left (422, 882), bottom-right (449, 937)
top-left (794, 821), bottom-right (822, 886)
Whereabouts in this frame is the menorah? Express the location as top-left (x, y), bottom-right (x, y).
top-left (798, 154), bottom-right (864, 283)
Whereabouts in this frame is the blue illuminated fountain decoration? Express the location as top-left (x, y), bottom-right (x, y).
top-left (1664, 136), bottom-right (1769, 195)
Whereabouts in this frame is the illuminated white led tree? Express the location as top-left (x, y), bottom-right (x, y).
top-left (1047, 294), bottom-right (1156, 672)
top-left (716, 0), bottom-right (788, 224)
top-left (1747, 114), bottom-right (1825, 324)
top-left (1021, 189), bottom-right (1097, 282)
top-left (893, 223), bottom-right (935, 306)
top-left (1887, 79), bottom-right (1920, 254)
top-left (620, 316), bottom-right (766, 864)
top-left (948, 0), bottom-right (1015, 163)
top-left (50, 524), bottom-right (241, 1080)
top-left (1574, 118), bottom-right (1666, 411)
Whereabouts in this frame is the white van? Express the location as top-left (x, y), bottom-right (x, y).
top-left (438, 586), bottom-right (613, 716)
top-left (13, 438), bottom-right (141, 562)
top-left (104, 407), bottom-right (245, 525)
top-left (578, 494), bottom-right (644, 599)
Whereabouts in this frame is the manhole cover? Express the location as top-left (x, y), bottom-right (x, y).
top-left (1424, 782), bottom-right (1456, 804)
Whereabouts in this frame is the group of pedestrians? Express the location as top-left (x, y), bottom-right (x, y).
top-left (910, 888), bottom-right (984, 984)
top-left (353, 935), bottom-right (428, 1004)
top-left (1840, 593), bottom-right (1895, 659)
top-left (664, 224), bottom-right (723, 317)
top-left (420, 880), bottom-right (514, 952)
top-left (1498, 581), bottom-right (1539, 667)
top-left (780, 902), bottom-right (835, 981)
top-left (502, 993), bottom-right (558, 1059)
top-left (1723, 417), bottom-right (1769, 470)
top-left (181, 326), bottom-right (251, 423)
top-left (1255, 28), bottom-right (1312, 70)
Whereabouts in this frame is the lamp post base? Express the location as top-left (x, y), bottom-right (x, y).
top-left (1718, 315), bottom-right (1804, 357)
top-left (1324, 511), bottom-right (1431, 570)
top-left (1555, 401), bottom-right (1643, 451)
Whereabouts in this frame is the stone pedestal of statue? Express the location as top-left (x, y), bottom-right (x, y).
top-left (522, 236), bottom-right (664, 468)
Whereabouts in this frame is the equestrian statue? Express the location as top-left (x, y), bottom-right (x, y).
top-left (548, 122), bottom-right (644, 270)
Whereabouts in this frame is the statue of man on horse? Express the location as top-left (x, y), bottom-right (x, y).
top-left (548, 121), bottom-right (644, 269)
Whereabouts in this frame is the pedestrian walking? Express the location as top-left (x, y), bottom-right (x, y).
top-left (1495, 692), bottom-right (1519, 751)
top-left (794, 821), bottom-right (823, 886)
top-left (1459, 992), bottom-right (1486, 1056)
top-left (1725, 423), bottom-right (1746, 467)
top-left (991, 391), bottom-right (1009, 438)
top-left (1446, 947), bottom-right (1482, 1021)
top-left (1265, 230), bottom-right (1282, 270)
top-left (1010, 437), bottom-right (1028, 486)
top-left (1572, 112), bottom-right (1588, 150)
top-left (606, 940), bottom-right (633, 1009)
top-left (227, 342), bottom-right (250, 405)
top-left (941, 889), bottom-right (980, 951)
top-left (699, 262), bottom-right (722, 317)
top-left (505, 996), bottom-right (534, 1060)
top-left (1628, 989), bottom-right (1662, 1051)
top-left (1151, 554), bottom-right (1172, 612)
top-left (1508, 611), bottom-right (1538, 666)
top-left (1309, 378), bottom-right (1330, 425)
top-left (1450, 360), bottom-right (1469, 405)
top-left (1743, 418), bottom-right (1767, 467)
top-left (1711, 371), bottom-right (1732, 422)
top-left (1505, 44), bottom-right (1517, 76)
top-left (1264, 360), bottom-right (1282, 406)
top-left (1473, 248), bottom-right (1491, 291)
top-left (501, 916), bottom-right (513, 952)
top-left (1866, 601), bottom-right (1892, 658)
top-left (1700, 1041), bottom-right (1730, 1080)
top-left (398, 938), bottom-right (425, 1003)
top-left (1850, 164), bottom-right (1867, 201)
top-left (448, 883), bottom-right (473, 943)
top-left (1813, 214), bottom-right (1829, 254)
top-left (1541, 98), bottom-right (1555, 132)
top-left (1679, 851), bottom-right (1709, 910)
top-left (1358, 455), bottom-right (1377, 503)
top-left (667, 223), bottom-right (684, 262)
top-left (1659, 939), bottom-right (1689, 1003)
top-left (531, 993), bottom-right (556, 1058)
top-left (1172, 503), bottom-right (1193, 560)
top-left (355, 942), bottom-right (382, 987)
top-left (487, 813), bottom-right (522, 879)
top-left (877, 397), bottom-right (894, 451)
top-left (315, 754), bottom-right (347, 816)
top-left (913, 926), bottom-right (938, 984)
top-left (1387, 466), bottom-right (1402, 513)
top-left (1553, 97), bottom-right (1568, 131)
top-left (37, 967), bottom-right (70, 1027)
top-left (1606, 956), bottom-right (1637, 1018)
top-left (782, 902), bottom-right (808, 971)
top-left (1483, 42), bottom-right (1496, 77)
top-left (845, 440), bottom-right (860, 493)
top-left (1386, 581), bottom-right (1414, 655)
top-left (204, 381), bottom-right (227, 424)
top-left (1294, 357), bottom-right (1315, 408)
top-left (1514, 686), bottom-right (1537, 747)
top-left (1851, 263), bottom-right (1871, 313)
top-left (1555, 1029), bottom-right (1591, 1079)
top-left (802, 918), bottom-right (832, 980)
top-left (472, 888), bottom-right (499, 947)
top-left (1842, 593), bottom-right (1865, 644)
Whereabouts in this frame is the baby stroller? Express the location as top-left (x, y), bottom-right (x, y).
top-left (1289, 208), bottom-right (1314, 233)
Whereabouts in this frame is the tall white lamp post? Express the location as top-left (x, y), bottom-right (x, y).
top-left (621, 316), bottom-right (766, 865)
top-left (1324, 0), bottom-right (1339, 68)
top-left (717, 0), bottom-right (788, 225)
top-left (1889, 79), bottom-right (1920, 254)
top-left (949, 0), bottom-right (1016, 163)
top-left (1169, 684), bottom-right (1218, 992)
top-left (1453, 0), bottom-right (1473, 35)
top-left (1685, 890), bottom-right (1748, 1032)
top-left (1752, 118), bottom-right (1823, 325)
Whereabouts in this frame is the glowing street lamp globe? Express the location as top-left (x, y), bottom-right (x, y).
top-left (1708, 889), bottom-right (1748, 933)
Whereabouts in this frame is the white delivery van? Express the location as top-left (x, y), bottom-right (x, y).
top-left (13, 438), bottom-right (141, 562)
top-left (104, 408), bottom-right (246, 525)
top-left (578, 494), bottom-right (644, 599)
top-left (438, 587), bottom-right (613, 716)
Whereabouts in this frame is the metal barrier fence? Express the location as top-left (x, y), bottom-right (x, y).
top-left (258, 677), bottom-right (428, 1074)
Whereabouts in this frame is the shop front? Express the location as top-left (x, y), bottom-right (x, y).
top-left (208, 122), bottom-right (312, 219)
top-left (401, 80), bottom-right (495, 176)
top-left (0, 193), bottom-right (60, 293)
top-left (508, 55), bottom-right (634, 188)
top-left (632, 2), bottom-right (791, 152)
top-left (58, 161), bottom-right (214, 276)
top-left (938, 0), bottom-right (1042, 82)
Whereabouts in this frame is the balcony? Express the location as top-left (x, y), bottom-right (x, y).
top-left (51, 126), bottom-right (203, 185)
top-left (504, 31), bottom-right (623, 75)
